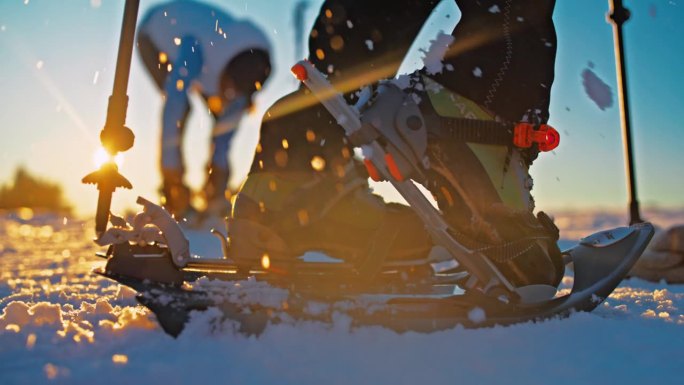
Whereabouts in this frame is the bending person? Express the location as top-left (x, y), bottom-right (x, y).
top-left (138, 0), bottom-right (272, 221)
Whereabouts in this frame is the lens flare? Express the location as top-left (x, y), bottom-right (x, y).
top-left (93, 147), bottom-right (124, 168)
top-left (261, 254), bottom-right (271, 269)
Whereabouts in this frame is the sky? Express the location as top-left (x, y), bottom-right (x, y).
top-left (0, 0), bottom-right (682, 217)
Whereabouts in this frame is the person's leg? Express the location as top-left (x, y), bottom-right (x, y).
top-left (307, 0), bottom-right (440, 100)
top-left (203, 123), bottom-right (236, 216)
top-left (433, 0), bottom-right (557, 124)
top-left (412, 0), bottom-right (562, 286)
top-left (159, 108), bottom-right (191, 218)
top-left (136, 32), bottom-right (192, 217)
top-left (157, 36), bottom-right (205, 219)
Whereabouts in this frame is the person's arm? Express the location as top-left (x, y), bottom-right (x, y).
top-left (213, 95), bottom-right (248, 139)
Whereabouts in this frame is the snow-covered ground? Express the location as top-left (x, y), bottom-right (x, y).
top-left (1, 209), bottom-right (684, 385)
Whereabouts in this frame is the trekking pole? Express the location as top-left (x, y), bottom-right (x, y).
top-left (83, 0), bottom-right (140, 237)
top-left (608, 0), bottom-right (643, 225)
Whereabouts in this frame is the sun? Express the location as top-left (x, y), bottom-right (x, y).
top-left (92, 147), bottom-right (124, 168)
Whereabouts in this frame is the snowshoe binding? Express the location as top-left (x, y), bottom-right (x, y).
top-left (94, 196), bottom-right (653, 337)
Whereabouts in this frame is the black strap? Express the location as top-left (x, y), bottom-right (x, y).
top-left (448, 226), bottom-right (550, 264)
top-left (436, 117), bottom-right (515, 145)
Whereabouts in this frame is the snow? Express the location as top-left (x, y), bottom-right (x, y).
top-left (421, 32), bottom-right (455, 75)
top-left (473, 66), bottom-right (483, 78)
top-left (2, 210), bottom-right (684, 384)
top-left (467, 307), bottom-right (486, 324)
top-left (581, 65), bottom-right (614, 111)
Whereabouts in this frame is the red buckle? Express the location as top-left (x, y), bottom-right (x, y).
top-left (290, 63), bottom-right (308, 81)
top-left (364, 159), bottom-right (382, 182)
top-left (513, 123), bottom-right (560, 152)
top-left (364, 155), bottom-right (406, 182)
top-left (384, 153), bottom-right (405, 182)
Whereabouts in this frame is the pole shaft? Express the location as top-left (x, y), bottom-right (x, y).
top-left (103, 0), bottom-right (140, 144)
top-left (93, 0), bottom-right (140, 235)
top-left (111, 0), bottom-right (140, 104)
top-left (95, 189), bottom-right (113, 236)
top-left (609, 0), bottom-right (643, 224)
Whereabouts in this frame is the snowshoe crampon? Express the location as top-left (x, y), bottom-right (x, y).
top-left (94, 197), bottom-right (654, 337)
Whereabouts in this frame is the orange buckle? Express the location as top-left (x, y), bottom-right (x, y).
top-left (363, 159), bottom-right (382, 182)
top-left (384, 153), bottom-right (405, 182)
top-left (290, 63), bottom-right (308, 81)
top-left (513, 123), bottom-right (560, 152)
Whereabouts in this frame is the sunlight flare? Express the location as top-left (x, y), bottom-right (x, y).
top-left (93, 147), bottom-right (124, 168)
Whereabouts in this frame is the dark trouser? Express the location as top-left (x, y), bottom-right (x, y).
top-left (433, 0), bottom-right (557, 123)
top-left (254, 0), bottom-right (556, 176)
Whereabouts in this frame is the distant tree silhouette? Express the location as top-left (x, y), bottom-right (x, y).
top-left (0, 167), bottom-right (72, 213)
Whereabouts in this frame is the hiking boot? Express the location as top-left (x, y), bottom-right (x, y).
top-left (415, 75), bottom-right (564, 288)
top-left (228, 161), bottom-right (434, 275)
top-left (202, 165), bottom-right (232, 218)
top-left (160, 169), bottom-right (195, 219)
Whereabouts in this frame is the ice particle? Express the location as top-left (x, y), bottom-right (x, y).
top-left (468, 307), bottom-right (486, 324)
top-left (421, 32), bottom-right (454, 75)
top-left (581, 67), bottom-right (614, 111)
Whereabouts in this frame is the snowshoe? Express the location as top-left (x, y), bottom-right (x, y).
top-left (91, 62), bottom-right (654, 337)
top-left (94, 196), bottom-right (653, 337)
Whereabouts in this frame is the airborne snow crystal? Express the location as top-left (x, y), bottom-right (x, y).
top-left (581, 65), bottom-right (614, 111)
